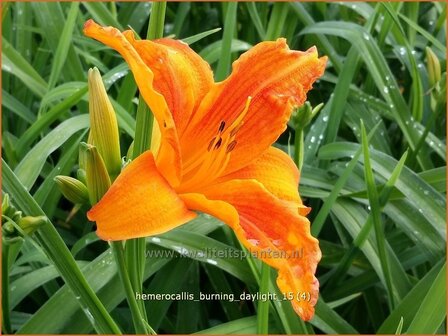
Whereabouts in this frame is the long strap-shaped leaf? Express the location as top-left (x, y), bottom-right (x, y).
top-left (2, 160), bottom-right (121, 334)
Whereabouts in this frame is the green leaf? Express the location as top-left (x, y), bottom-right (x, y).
top-left (14, 115), bottom-right (89, 190)
top-left (183, 27), bottom-right (222, 45)
top-left (47, 2), bottom-right (80, 90)
top-left (195, 316), bottom-right (258, 334)
top-left (200, 39), bottom-right (252, 65)
top-left (378, 260), bottom-right (444, 333)
top-left (2, 38), bottom-right (48, 98)
top-left (406, 263), bottom-right (446, 333)
top-left (360, 122), bottom-right (395, 308)
top-left (319, 142), bottom-right (446, 236)
top-left (216, 2), bottom-right (238, 81)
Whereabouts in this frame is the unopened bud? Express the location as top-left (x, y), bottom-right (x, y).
top-left (54, 175), bottom-right (89, 204)
top-left (2, 194), bottom-right (22, 223)
top-left (426, 47), bottom-right (441, 88)
top-left (77, 168), bottom-right (87, 185)
top-left (88, 67), bottom-right (121, 180)
top-left (81, 142), bottom-right (111, 205)
top-left (18, 216), bottom-right (47, 235)
top-left (292, 101), bottom-right (323, 130)
top-left (2, 193), bottom-right (11, 215)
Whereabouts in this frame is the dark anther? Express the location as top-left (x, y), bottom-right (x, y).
top-left (218, 121), bottom-right (226, 132)
top-left (214, 137), bottom-right (223, 150)
top-left (226, 140), bottom-right (237, 153)
top-left (207, 137), bottom-right (216, 151)
top-left (163, 120), bottom-right (167, 128)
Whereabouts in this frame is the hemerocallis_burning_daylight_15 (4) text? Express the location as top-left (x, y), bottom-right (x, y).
top-left (84, 19), bottom-right (327, 321)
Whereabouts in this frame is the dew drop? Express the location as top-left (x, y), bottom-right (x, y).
top-left (83, 308), bottom-right (95, 324)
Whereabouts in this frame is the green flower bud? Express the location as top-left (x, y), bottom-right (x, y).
top-left (80, 142), bottom-right (111, 205)
top-left (2, 194), bottom-right (22, 223)
top-left (88, 67), bottom-right (122, 180)
top-left (2, 193), bottom-right (11, 216)
top-left (292, 102), bottom-right (324, 131)
top-left (426, 47), bottom-right (441, 88)
top-left (18, 216), bottom-right (47, 235)
top-left (77, 168), bottom-right (87, 185)
top-left (54, 175), bottom-right (89, 205)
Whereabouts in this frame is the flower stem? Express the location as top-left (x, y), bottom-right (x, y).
top-left (126, 2), bottom-right (167, 333)
top-left (2, 160), bottom-right (121, 334)
top-left (112, 241), bottom-right (154, 334)
top-left (257, 263), bottom-right (271, 334)
top-left (2, 243), bottom-right (12, 334)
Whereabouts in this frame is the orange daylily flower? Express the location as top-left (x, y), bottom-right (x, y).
top-left (84, 19), bottom-right (326, 321)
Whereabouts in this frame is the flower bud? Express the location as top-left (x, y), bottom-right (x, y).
top-left (2, 193), bottom-right (12, 216)
top-left (77, 168), bottom-right (87, 185)
top-left (80, 142), bottom-right (111, 205)
top-left (2, 194), bottom-right (22, 223)
top-left (18, 216), bottom-right (47, 235)
top-left (426, 47), bottom-right (441, 88)
top-left (88, 67), bottom-right (121, 180)
top-left (292, 101), bottom-right (323, 131)
top-left (54, 175), bottom-right (89, 205)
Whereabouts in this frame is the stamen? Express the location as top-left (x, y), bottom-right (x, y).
top-left (226, 140), bottom-right (237, 153)
top-left (218, 121), bottom-right (226, 133)
top-left (214, 138), bottom-right (223, 150)
top-left (180, 96), bottom-right (252, 191)
top-left (207, 137), bottom-right (216, 151)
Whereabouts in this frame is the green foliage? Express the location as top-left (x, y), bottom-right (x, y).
top-left (2, 2), bottom-right (446, 334)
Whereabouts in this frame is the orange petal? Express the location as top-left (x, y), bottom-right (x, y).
top-left (83, 19), bottom-right (181, 186)
top-left (87, 151), bottom-right (196, 241)
top-left (123, 34), bottom-right (214, 137)
top-left (180, 39), bottom-right (327, 177)
top-left (181, 179), bottom-right (321, 321)
top-left (218, 146), bottom-right (310, 215)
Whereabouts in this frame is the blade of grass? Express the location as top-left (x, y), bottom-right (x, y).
top-left (182, 27), bottom-right (222, 45)
top-left (172, 2), bottom-right (190, 38)
top-left (16, 63), bottom-right (128, 155)
top-left (360, 122), bottom-right (395, 309)
top-left (216, 2), bottom-right (238, 81)
top-left (245, 2), bottom-right (266, 40)
top-left (47, 2), bottom-right (79, 90)
top-left (301, 21), bottom-right (432, 169)
top-left (311, 122), bottom-right (381, 236)
top-left (30, 2), bottom-right (83, 81)
top-left (256, 263), bottom-right (270, 334)
top-left (406, 263), bottom-right (446, 333)
top-left (378, 259), bottom-right (444, 333)
top-left (82, 2), bottom-right (124, 30)
top-left (2, 161), bottom-right (121, 334)
top-left (2, 90), bottom-right (35, 124)
top-left (265, 3), bottom-right (289, 40)
top-left (397, 12), bottom-right (446, 52)
top-left (322, 151), bottom-right (408, 287)
top-left (2, 38), bottom-right (48, 98)
top-left (14, 115), bottom-right (89, 190)
top-left (319, 142), bottom-right (446, 236)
